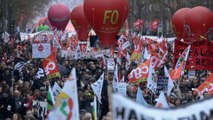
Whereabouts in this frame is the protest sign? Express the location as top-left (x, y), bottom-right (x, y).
top-left (188, 70), bottom-right (196, 79)
top-left (61, 50), bottom-right (102, 59)
top-left (32, 43), bottom-right (51, 58)
top-left (114, 83), bottom-right (127, 96)
top-left (174, 40), bottom-right (213, 71)
top-left (113, 94), bottom-right (213, 120)
top-left (157, 76), bottom-right (168, 94)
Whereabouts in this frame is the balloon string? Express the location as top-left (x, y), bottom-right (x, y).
top-left (121, 7), bottom-right (127, 27)
top-left (92, 8), bottom-right (95, 30)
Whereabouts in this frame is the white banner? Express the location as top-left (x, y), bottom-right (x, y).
top-left (114, 83), bottom-right (127, 96)
top-left (61, 50), bottom-right (102, 59)
top-left (113, 94), bottom-right (213, 120)
top-left (32, 43), bottom-right (51, 58)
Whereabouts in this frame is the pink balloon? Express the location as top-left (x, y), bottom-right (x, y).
top-left (48, 3), bottom-right (70, 30)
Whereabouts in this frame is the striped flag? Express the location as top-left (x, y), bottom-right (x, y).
top-left (170, 45), bottom-right (191, 80)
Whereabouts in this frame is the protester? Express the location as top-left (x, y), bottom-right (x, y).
top-left (0, 28), bottom-right (212, 120)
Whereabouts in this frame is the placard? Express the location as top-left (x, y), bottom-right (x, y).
top-left (61, 50), bottom-right (102, 59)
top-left (174, 40), bottom-right (213, 71)
top-left (157, 76), bottom-right (168, 94)
top-left (32, 43), bottom-right (51, 58)
top-left (188, 70), bottom-right (196, 79)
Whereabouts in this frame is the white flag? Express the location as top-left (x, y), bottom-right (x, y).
top-left (52, 82), bottom-right (62, 98)
top-left (155, 91), bottom-right (169, 109)
top-left (48, 68), bottom-right (80, 120)
top-left (75, 43), bottom-right (81, 59)
top-left (91, 73), bottom-right (104, 103)
top-left (147, 63), bottom-right (157, 93)
top-left (164, 66), bottom-right (174, 96)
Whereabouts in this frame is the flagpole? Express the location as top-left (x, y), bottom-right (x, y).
top-left (97, 97), bottom-right (101, 119)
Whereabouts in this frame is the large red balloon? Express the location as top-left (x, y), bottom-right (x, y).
top-left (172, 8), bottom-right (191, 39)
top-left (70, 5), bottom-right (90, 41)
top-left (48, 3), bottom-right (70, 30)
top-left (83, 0), bottom-right (129, 48)
top-left (185, 6), bottom-right (213, 42)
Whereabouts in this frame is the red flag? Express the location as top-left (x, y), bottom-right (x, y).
top-left (197, 73), bottom-right (213, 95)
top-left (128, 59), bottom-right (150, 83)
top-left (42, 53), bottom-right (60, 79)
top-left (133, 19), bottom-right (144, 30)
top-left (149, 20), bottom-right (160, 31)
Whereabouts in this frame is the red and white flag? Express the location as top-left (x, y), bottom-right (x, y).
top-left (170, 45), bottom-right (191, 80)
top-left (133, 19), bottom-right (144, 30)
top-left (42, 53), bottom-right (61, 79)
top-left (197, 73), bottom-right (213, 95)
top-left (150, 20), bottom-right (160, 31)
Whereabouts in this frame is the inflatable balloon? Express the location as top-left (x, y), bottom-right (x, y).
top-left (48, 3), bottom-right (70, 30)
top-left (185, 6), bottom-right (213, 42)
top-left (70, 4), bottom-right (90, 41)
top-left (84, 0), bottom-right (129, 48)
top-left (38, 17), bottom-right (46, 26)
top-left (37, 25), bottom-right (50, 32)
top-left (172, 8), bottom-right (191, 40)
top-left (39, 17), bottom-right (52, 28)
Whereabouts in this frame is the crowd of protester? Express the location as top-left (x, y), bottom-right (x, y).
top-left (0, 34), bottom-right (211, 120)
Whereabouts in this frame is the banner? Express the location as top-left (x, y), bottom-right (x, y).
top-left (42, 53), bottom-right (60, 79)
top-left (61, 50), bottom-right (102, 59)
top-left (32, 43), bottom-right (51, 58)
top-left (174, 40), bottom-right (213, 71)
top-left (113, 94), bottom-right (213, 120)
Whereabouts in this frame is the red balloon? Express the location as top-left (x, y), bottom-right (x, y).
top-left (83, 0), bottom-right (129, 48)
top-left (38, 17), bottom-right (46, 26)
top-left (185, 6), bottom-right (213, 42)
top-left (70, 5), bottom-right (90, 41)
top-left (48, 3), bottom-right (70, 30)
top-left (172, 8), bottom-right (191, 39)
